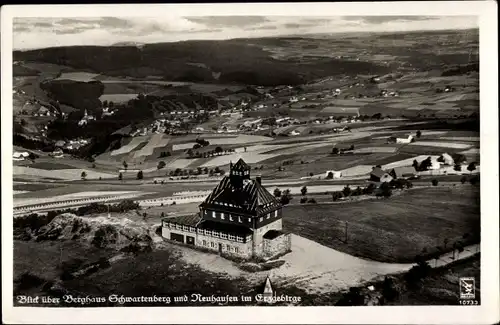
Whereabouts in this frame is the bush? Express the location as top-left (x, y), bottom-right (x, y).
top-left (307, 198), bottom-right (317, 204)
top-left (432, 179), bottom-right (439, 186)
top-left (137, 170), bottom-right (144, 180)
top-left (300, 186), bottom-right (307, 196)
top-left (342, 186), bottom-right (352, 197)
top-left (331, 191), bottom-right (343, 201)
top-left (157, 161), bottom-right (166, 169)
top-left (273, 188), bottom-right (282, 198)
top-left (300, 197), bottom-right (308, 204)
top-left (467, 162), bottom-right (476, 172)
top-left (404, 261), bottom-right (432, 289)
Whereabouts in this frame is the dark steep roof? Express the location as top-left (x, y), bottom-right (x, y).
top-left (199, 176), bottom-right (281, 216)
top-left (166, 213), bottom-right (202, 227)
top-left (389, 166), bottom-right (416, 177)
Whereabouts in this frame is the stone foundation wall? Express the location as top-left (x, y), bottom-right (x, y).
top-left (162, 227), bottom-right (252, 259)
top-left (252, 218), bottom-right (283, 258)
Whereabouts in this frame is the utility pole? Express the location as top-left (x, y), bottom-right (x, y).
top-left (344, 221), bottom-right (348, 243)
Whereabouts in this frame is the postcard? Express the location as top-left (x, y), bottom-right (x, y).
top-left (1, 2), bottom-right (498, 324)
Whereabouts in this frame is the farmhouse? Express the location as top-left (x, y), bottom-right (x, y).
top-left (13, 151), bottom-right (29, 161)
top-left (396, 135), bottom-right (414, 144)
top-left (388, 167), bottom-right (416, 179)
top-left (370, 167), bottom-right (393, 183)
top-left (438, 153), bottom-right (455, 165)
top-left (162, 158), bottom-right (292, 260)
top-left (325, 170), bottom-right (342, 179)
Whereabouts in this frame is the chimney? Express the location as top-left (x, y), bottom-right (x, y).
top-left (255, 175), bottom-right (262, 185)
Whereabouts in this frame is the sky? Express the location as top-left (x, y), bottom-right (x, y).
top-left (13, 15), bottom-right (478, 50)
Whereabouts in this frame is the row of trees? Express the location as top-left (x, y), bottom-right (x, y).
top-left (186, 147), bottom-right (235, 159)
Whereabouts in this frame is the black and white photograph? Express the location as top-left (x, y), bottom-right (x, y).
top-left (2, 2), bottom-right (498, 324)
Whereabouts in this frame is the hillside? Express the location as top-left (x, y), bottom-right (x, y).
top-left (13, 39), bottom-right (393, 86)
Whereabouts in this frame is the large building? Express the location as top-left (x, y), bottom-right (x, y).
top-left (161, 159), bottom-right (291, 260)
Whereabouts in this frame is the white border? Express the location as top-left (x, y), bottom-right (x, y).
top-left (2, 2), bottom-right (498, 324)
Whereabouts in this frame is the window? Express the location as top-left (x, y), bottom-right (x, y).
top-left (221, 233), bottom-right (228, 239)
top-left (266, 214), bottom-right (270, 219)
top-left (235, 247), bottom-right (239, 253)
top-left (221, 213), bottom-right (225, 220)
top-left (275, 210), bottom-right (278, 217)
top-left (259, 217), bottom-right (263, 222)
top-left (203, 240), bottom-right (207, 246)
top-left (226, 244), bottom-right (231, 251)
top-left (211, 242), bottom-right (215, 248)
top-left (248, 218), bottom-right (251, 223)
top-left (238, 217), bottom-right (242, 223)
top-left (229, 234), bottom-right (236, 241)
top-left (229, 216), bottom-right (233, 222)
top-left (212, 211), bottom-right (216, 218)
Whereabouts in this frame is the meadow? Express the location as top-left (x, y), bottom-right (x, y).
top-left (282, 186), bottom-right (480, 263)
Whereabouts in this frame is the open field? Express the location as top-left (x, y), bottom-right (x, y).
top-left (409, 141), bottom-right (471, 149)
top-left (55, 72), bottom-right (99, 82)
top-left (282, 186), bottom-right (480, 263)
top-left (13, 166), bottom-right (116, 181)
top-left (110, 136), bottom-right (148, 156)
top-left (133, 134), bottom-right (170, 158)
top-left (26, 162), bottom-right (78, 170)
top-left (99, 94), bottom-right (139, 103)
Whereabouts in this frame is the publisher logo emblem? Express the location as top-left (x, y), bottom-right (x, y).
top-left (460, 277), bottom-right (475, 299)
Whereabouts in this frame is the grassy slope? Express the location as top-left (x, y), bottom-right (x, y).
top-left (282, 185), bottom-right (480, 263)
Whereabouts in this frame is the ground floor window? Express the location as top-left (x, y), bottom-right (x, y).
top-left (203, 240), bottom-right (207, 246)
top-left (226, 244), bottom-right (231, 251)
top-left (211, 242), bottom-right (215, 248)
top-left (235, 247), bottom-right (239, 253)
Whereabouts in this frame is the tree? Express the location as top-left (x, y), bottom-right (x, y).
top-left (301, 186), bottom-right (308, 196)
top-left (432, 179), bottom-right (439, 186)
top-left (300, 197), bottom-right (308, 204)
top-left (157, 161), bottom-right (166, 170)
top-left (454, 164), bottom-right (462, 172)
top-left (363, 183), bottom-right (376, 195)
top-left (280, 189), bottom-right (292, 205)
top-left (203, 167), bottom-right (209, 174)
top-left (137, 171), bottom-right (143, 180)
top-left (412, 159), bottom-right (419, 170)
top-left (416, 130), bottom-right (422, 138)
top-left (186, 149), bottom-right (194, 158)
top-left (467, 162), bottom-right (476, 172)
top-left (307, 198), bottom-right (317, 204)
top-left (122, 161), bottom-right (128, 170)
top-left (215, 146), bottom-right (223, 155)
top-left (326, 171), bottom-right (333, 179)
top-left (28, 152), bottom-right (38, 161)
top-left (342, 185), bottom-right (351, 197)
top-left (81, 171), bottom-right (87, 180)
top-left (331, 147), bottom-right (339, 155)
top-left (274, 188), bottom-right (282, 198)
top-left (379, 182), bottom-right (392, 198)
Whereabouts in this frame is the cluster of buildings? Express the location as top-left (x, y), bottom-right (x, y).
top-left (12, 151), bottom-right (31, 161)
top-left (161, 159), bottom-right (292, 260)
top-left (54, 138), bottom-right (91, 151)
